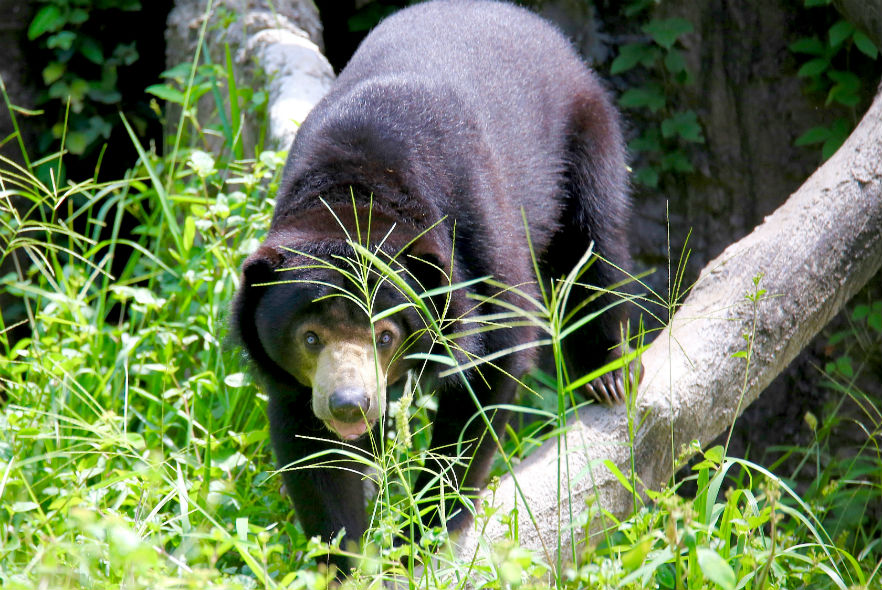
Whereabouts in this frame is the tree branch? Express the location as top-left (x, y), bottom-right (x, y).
top-left (453, 83), bottom-right (882, 567)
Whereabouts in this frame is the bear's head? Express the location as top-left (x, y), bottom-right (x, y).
top-left (233, 205), bottom-right (454, 440)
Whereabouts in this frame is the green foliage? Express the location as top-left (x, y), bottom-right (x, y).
top-left (610, 10), bottom-right (704, 188)
top-left (557, 441), bottom-right (875, 589)
top-left (0, 135), bottom-right (295, 588)
top-left (791, 2), bottom-right (880, 160)
top-left (824, 295), bottom-right (882, 383)
top-left (4, 100), bottom-right (879, 587)
top-left (27, 0), bottom-right (145, 161)
top-left (146, 31), bottom-right (269, 165)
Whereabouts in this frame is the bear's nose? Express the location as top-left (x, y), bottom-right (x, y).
top-left (328, 387), bottom-right (370, 423)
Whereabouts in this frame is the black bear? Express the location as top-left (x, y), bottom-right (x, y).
top-left (233, 0), bottom-right (635, 566)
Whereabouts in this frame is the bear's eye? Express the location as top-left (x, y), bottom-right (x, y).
top-left (304, 331), bottom-right (321, 348)
top-left (377, 330), bottom-right (394, 348)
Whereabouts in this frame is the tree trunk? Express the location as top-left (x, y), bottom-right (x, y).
top-left (452, 82), bottom-right (882, 566)
top-left (165, 0), bottom-right (334, 152)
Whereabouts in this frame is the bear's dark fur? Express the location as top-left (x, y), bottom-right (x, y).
top-left (233, 0), bottom-right (633, 566)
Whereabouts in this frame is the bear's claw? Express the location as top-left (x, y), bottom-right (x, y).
top-left (584, 360), bottom-right (642, 405)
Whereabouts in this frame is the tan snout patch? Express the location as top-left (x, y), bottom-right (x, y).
top-left (312, 338), bottom-right (386, 440)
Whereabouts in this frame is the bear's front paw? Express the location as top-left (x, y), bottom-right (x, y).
top-left (584, 353), bottom-right (642, 405)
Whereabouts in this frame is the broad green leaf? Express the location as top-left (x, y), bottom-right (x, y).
top-left (827, 70), bottom-right (861, 92)
top-left (621, 537), bottom-right (653, 570)
top-left (704, 445), bottom-right (724, 464)
top-left (853, 31), bottom-right (879, 59)
top-left (113, 42), bottom-right (139, 66)
top-left (146, 84), bottom-right (186, 104)
top-left (78, 36), bottom-right (104, 64)
top-left (46, 31), bottom-right (76, 50)
top-left (628, 130), bottom-right (661, 153)
top-left (663, 48), bottom-right (687, 75)
top-left (827, 86), bottom-right (860, 107)
top-left (28, 5), bottom-right (65, 40)
top-left (633, 166), bottom-right (659, 188)
top-left (797, 57), bottom-right (829, 78)
top-left (826, 71), bottom-right (861, 107)
top-left (619, 86), bottom-right (666, 112)
top-left (48, 80), bottom-right (69, 100)
top-left (611, 43), bottom-right (656, 74)
top-left (42, 62), bottom-right (66, 85)
top-left (868, 308), bottom-right (882, 333)
top-left (789, 37), bottom-right (825, 55)
top-left (69, 8), bottom-right (89, 25)
top-left (183, 215), bottom-right (196, 253)
top-left (66, 131), bottom-right (89, 155)
top-left (828, 19), bottom-right (855, 48)
top-left (125, 432), bottom-right (146, 450)
top-left (821, 118), bottom-right (851, 159)
top-left (794, 125), bottom-right (830, 146)
top-left (643, 18), bottom-right (694, 50)
top-left (697, 548), bottom-right (736, 590)
top-left (88, 87), bottom-right (122, 104)
top-left (821, 136), bottom-right (845, 160)
top-left (660, 151), bottom-right (693, 173)
top-left (853, 304), bottom-right (870, 321)
top-left (624, 0), bottom-right (653, 17)
top-left (661, 111), bottom-right (704, 142)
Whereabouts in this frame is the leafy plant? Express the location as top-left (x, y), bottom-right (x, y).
top-left (27, 0), bottom-right (145, 162)
top-left (791, 0), bottom-right (880, 159)
top-left (610, 10), bottom-right (705, 188)
top-left (147, 50), bottom-right (269, 163)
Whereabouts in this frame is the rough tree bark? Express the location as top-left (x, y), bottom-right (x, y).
top-left (451, 82), bottom-right (882, 566)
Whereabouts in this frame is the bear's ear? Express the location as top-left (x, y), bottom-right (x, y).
top-left (241, 245), bottom-right (285, 288)
top-left (232, 246), bottom-right (282, 346)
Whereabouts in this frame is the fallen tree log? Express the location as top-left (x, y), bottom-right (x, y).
top-left (452, 81), bottom-right (882, 568)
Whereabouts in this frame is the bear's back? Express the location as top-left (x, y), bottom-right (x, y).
top-left (282, 1), bottom-right (613, 242)
top-left (338, 0), bottom-right (589, 151)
